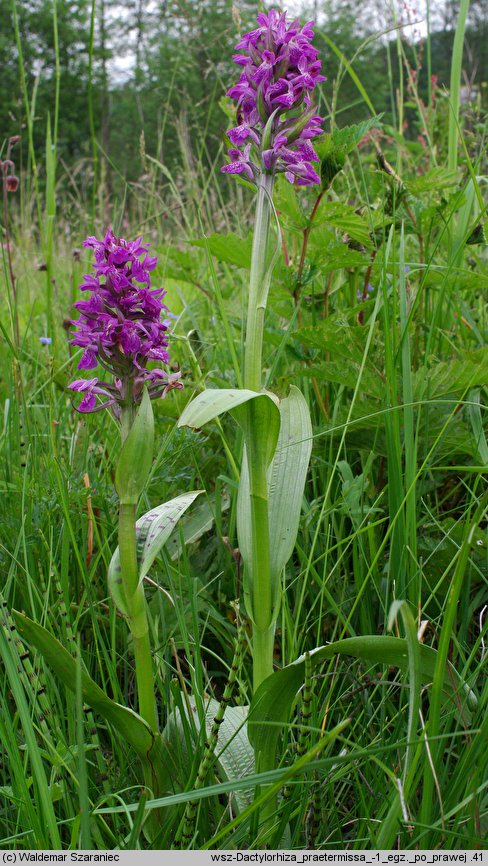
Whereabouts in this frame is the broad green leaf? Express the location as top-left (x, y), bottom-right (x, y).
top-left (165, 492), bottom-right (230, 561)
top-left (232, 393), bottom-right (281, 468)
top-left (315, 116), bottom-right (383, 188)
top-left (178, 388), bottom-right (281, 483)
top-left (268, 386), bottom-right (312, 590)
top-left (237, 387), bottom-right (312, 622)
top-left (108, 492), bottom-right (203, 616)
top-left (179, 391), bottom-right (281, 623)
top-left (332, 115), bottom-right (383, 153)
top-left (313, 201), bottom-right (372, 246)
top-left (406, 167), bottom-right (460, 195)
top-left (11, 611), bottom-right (178, 796)
top-left (273, 177), bottom-right (308, 229)
top-left (164, 699), bottom-right (254, 813)
top-left (300, 361), bottom-right (383, 399)
top-left (178, 388), bottom-right (278, 433)
top-left (413, 348), bottom-right (488, 399)
top-left (235, 395), bottom-right (282, 624)
top-left (297, 308), bottom-right (376, 362)
top-left (248, 636), bottom-right (477, 764)
top-left (115, 388), bottom-right (154, 506)
top-left (191, 232), bottom-right (253, 269)
top-left (316, 116), bottom-right (383, 158)
top-left (308, 227), bottom-right (368, 270)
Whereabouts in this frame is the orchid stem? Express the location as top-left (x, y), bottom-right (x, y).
top-left (118, 502), bottom-right (158, 732)
top-left (243, 172), bottom-right (277, 695)
top-left (118, 402), bottom-right (158, 733)
top-left (244, 173), bottom-right (274, 393)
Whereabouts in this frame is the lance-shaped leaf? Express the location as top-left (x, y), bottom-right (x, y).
top-left (237, 386), bottom-right (312, 619)
top-left (163, 699), bottom-right (254, 813)
top-left (248, 636), bottom-right (478, 767)
top-left (115, 387), bottom-right (154, 506)
top-left (166, 492), bottom-right (230, 561)
top-left (108, 491), bottom-right (203, 616)
top-left (11, 611), bottom-right (179, 796)
top-left (268, 386), bottom-right (312, 591)
top-left (178, 387), bottom-right (280, 442)
top-left (179, 390), bottom-right (281, 624)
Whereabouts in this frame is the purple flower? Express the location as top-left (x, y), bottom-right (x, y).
top-left (222, 9), bottom-right (325, 187)
top-left (68, 378), bottom-right (116, 413)
top-left (357, 283), bottom-right (374, 301)
top-left (39, 336), bottom-right (52, 345)
top-left (221, 144), bottom-right (256, 180)
top-left (68, 229), bottom-right (183, 414)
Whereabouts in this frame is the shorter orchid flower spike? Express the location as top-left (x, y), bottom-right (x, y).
top-left (68, 229), bottom-right (182, 414)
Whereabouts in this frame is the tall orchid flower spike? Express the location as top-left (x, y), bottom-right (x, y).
top-left (222, 8), bottom-right (325, 186)
top-left (178, 11), bottom-right (321, 831)
top-left (221, 8), bottom-right (325, 392)
top-left (180, 9), bottom-right (320, 703)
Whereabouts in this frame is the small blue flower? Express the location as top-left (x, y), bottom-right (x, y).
top-left (357, 283), bottom-right (375, 301)
top-left (39, 336), bottom-right (52, 345)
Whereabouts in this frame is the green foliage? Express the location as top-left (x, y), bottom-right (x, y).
top-left (164, 698), bottom-right (254, 813)
top-left (11, 611), bottom-right (178, 798)
top-left (248, 635), bottom-right (477, 764)
top-left (178, 389), bottom-right (280, 444)
top-left (316, 115), bottom-right (383, 187)
top-left (191, 233), bottom-right (254, 270)
top-left (108, 491), bottom-right (203, 616)
top-left (238, 386), bottom-right (313, 623)
top-left (115, 388), bottom-right (154, 505)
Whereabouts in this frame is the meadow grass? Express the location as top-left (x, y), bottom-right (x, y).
top-left (0, 2), bottom-right (487, 851)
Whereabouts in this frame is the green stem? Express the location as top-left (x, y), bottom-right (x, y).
top-left (447, 0), bottom-right (470, 174)
top-left (118, 503), bottom-right (158, 733)
top-left (252, 625), bottom-right (274, 694)
top-left (246, 401), bottom-right (274, 693)
top-left (117, 397), bottom-right (158, 733)
top-left (244, 173), bottom-right (275, 392)
top-left (243, 173), bottom-right (277, 695)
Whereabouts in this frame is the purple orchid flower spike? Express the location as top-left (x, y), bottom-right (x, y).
top-left (68, 229), bottom-right (183, 414)
top-left (222, 8), bottom-right (325, 187)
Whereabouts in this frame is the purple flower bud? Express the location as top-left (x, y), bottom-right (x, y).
top-left (222, 8), bottom-right (325, 187)
top-left (68, 229), bottom-right (181, 414)
top-left (6, 175), bottom-right (19, 193)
